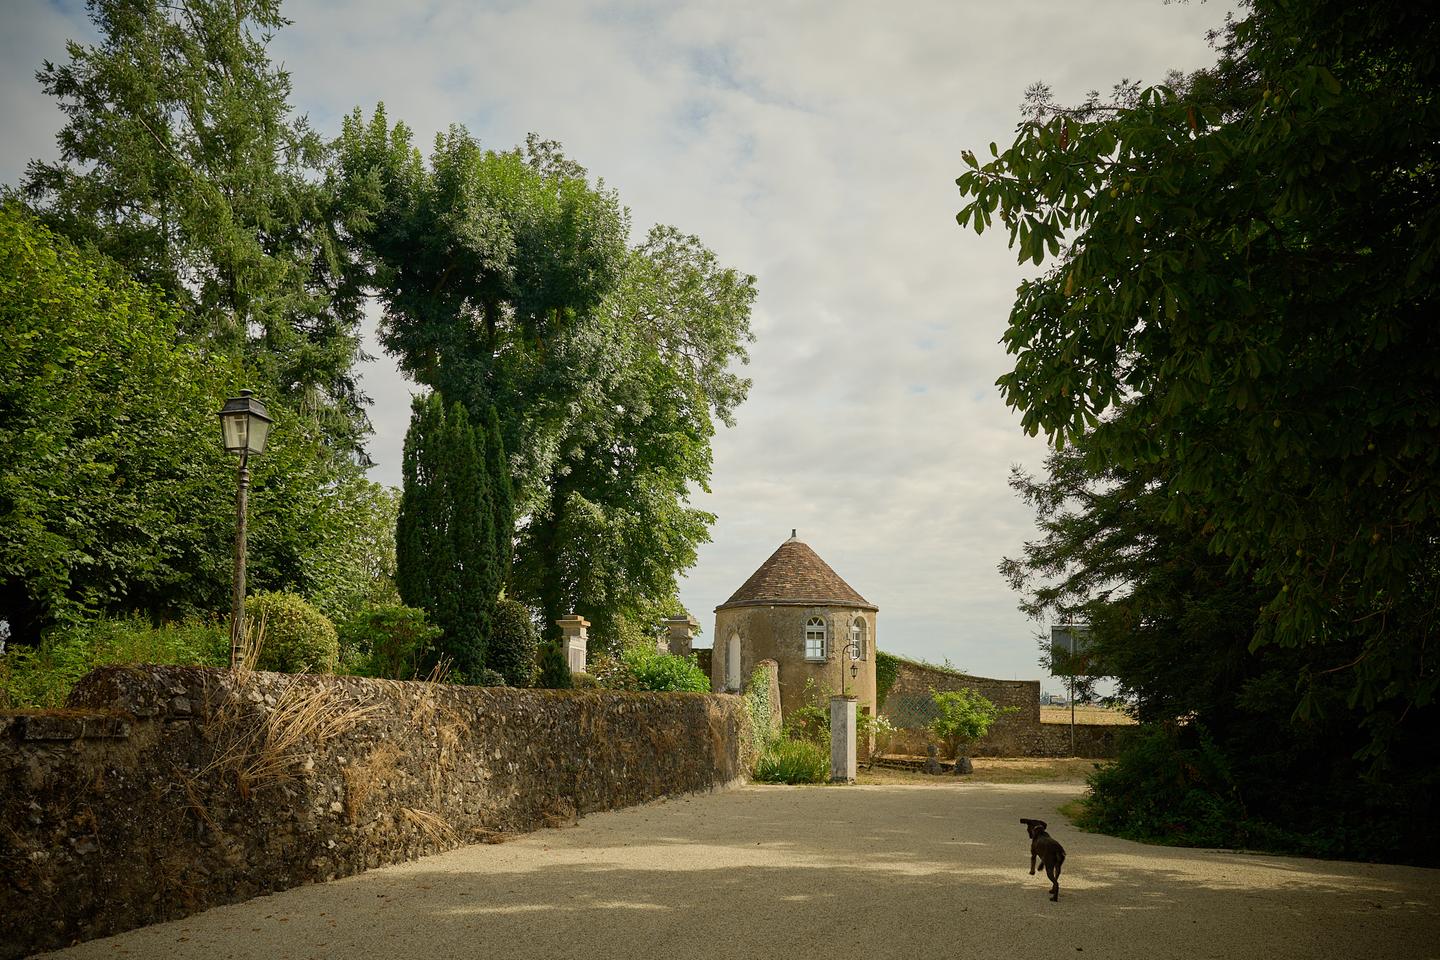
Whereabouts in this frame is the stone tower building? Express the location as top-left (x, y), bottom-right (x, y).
top-left (713, 532), bottom-right (878, 722)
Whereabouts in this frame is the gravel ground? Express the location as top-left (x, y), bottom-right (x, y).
top-left (41, 781), bottom-right (1439, 960)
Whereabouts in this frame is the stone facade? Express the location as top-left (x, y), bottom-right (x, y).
top-left (713, 604), bottom-right (877, 721)
top-left (0, 666), bottom-right (750, 959)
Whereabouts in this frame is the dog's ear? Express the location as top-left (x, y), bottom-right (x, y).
top-left (1019, 818), bottom-right (1034, 825)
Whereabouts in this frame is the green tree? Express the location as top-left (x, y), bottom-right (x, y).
top-left (394, 394), bottom-right (504, 680)
top-left (1005, 424), bottom-right (1440, 863)
top-left (512, 226), bottom-right (755, 648)
top-left (22, 0), bottom-right (367, 453)
top-left (928, 688), bottom-right (1011, 759)
top-left (956, 0), bottom-right (1440, 759)
top-left (0, 205), bottom-right (368, 642)
top-left (335, 112), bottom-right (754, 648)
top-left (334, 113), bottom-right (627, 497)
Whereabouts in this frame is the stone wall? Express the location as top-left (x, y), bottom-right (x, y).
top-left (0, 666), bottom-right (750, 959)
top-left (879, 658), bottom-right (1127, 758)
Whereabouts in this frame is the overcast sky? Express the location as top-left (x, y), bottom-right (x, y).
top-left (2, 0), bottom-right (1232, 686)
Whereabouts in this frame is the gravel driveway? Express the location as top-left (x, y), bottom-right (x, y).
top-left (42, 781), bottom-right (1439, 960)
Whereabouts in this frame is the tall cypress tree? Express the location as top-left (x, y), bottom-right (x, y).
top-left (395, 394), bottom-right (503, 681)
top-left (484, 405), bottom-right (514, 589)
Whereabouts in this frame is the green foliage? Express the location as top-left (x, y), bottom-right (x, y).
top-left (249, 591), bottom-right (338, 674)
top-left (0, 616), bottom-right (227, 709)
top-left (752, 738), bottom-right (830, 785)
top-left (928, 688), bottom-right (1012, 758)
top-left (570, 672), bottom-right (601, 690)
top-left (0, 206), bottom-right (373, 642)
top-left (535, 640), bottom-right (573, 690)
top-left (783, 678), bottom-right (833, 747)
top-left (23, 0), bottom-right (368, 452)
top-left (619, 646), bottom-right (710, 693)
top-left (335, 112), bottom-right (754, 650)
top-left (488, 598), bottom-right (539, 687)
top-left (336, 604), bottom-right (441, 680)
top-left (1078, 724), bottom-right (1435, 863)
top-left (395, 395), bottom-right (506, 680)
top-left (874, 650), bottom-right (901, 708)
top-left (475, 668), bottom-right (507, 687)
top-left (957, 0), bottom-right (1440, 760)
top-left (967, 0), bottom-right (1440, 865)
top-left (304, 481), bottom-right (402, 623)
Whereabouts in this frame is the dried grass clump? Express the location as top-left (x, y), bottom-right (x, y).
top-left (341, 742), bottom-right (403, 824)
top-left (400, 806), bottom-right (458, 846)
top-left (196, 673), bottom-right (378, 800)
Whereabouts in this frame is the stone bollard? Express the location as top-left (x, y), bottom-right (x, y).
top-left (661, 615), bottom-right (698, 657)
top-left (924, 744), bottom-right (943, 775)
top-left (556, 615), bottom-right (590, 674)
top-left (830, 695), bottom-right (857, 783)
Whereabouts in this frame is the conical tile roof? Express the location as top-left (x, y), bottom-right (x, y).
top-left (716, 534), bottom-right (876, 611)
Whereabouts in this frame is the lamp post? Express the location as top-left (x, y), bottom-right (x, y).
top-left (217, 390), bottom-right (273, 668)
top-left (840, 640), bottom-right (861, 697)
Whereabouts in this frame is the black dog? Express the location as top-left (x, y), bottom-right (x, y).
top-left (1020, 818), bottom-right (1066, 901)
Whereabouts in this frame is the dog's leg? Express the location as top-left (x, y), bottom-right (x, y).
top-left (1046, 863), bottom-right (1060, 901)
top-left (1029, 851), bottom-right (1037, 875)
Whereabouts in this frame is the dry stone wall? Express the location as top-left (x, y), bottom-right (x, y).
top-left (0, 666), bottom-right (749, 959)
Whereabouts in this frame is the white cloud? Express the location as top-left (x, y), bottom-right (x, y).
top-left (0, 0), bottom-right (1233, 683)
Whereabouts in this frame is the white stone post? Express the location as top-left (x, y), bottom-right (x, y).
top-left (661, 615), bottom-right (699, 656)
top-left (557, 615), bottom-right (590, 675)
top-left (830, 695), bottom-right (857, 783)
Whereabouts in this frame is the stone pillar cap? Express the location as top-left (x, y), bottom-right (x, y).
top-left (556, 614), bottom-right (591, 627)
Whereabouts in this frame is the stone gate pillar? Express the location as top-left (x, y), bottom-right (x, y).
top-left (830, 695), bottom-right (857, 783)
top-left (661, 615), bottom-right (699, 656)
top-left (557, 615), bottom-right (590, 674)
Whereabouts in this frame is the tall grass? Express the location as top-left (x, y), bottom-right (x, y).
top-left (0, 616), bottom-right (228, 709)
top-left (752, 738), bottom-right (831, 784)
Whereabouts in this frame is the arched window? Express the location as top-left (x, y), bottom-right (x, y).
top-left (850, 617), bottom-right (867, 660)
top-left (805, 616), bottom-right (827, 660)
top-left (726, 632), bottom-right (742, 691)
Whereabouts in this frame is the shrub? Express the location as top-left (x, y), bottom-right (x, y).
top-left (571, 671), bottom-right (601, 690)
top-left (337, 604), bottom-right (442, 679)
top-left (475, 667), bottom-right (506, 686)
top-left (928, 687), bottom-right (1014, 758)
top-left (536, 639), bottom-right (572, 689)
top-left (752, 738), bottom-right (830, 784)
top-left (487, 598), bottom-right (539, 687)
top-left (249, 591), bottom-right (339, 674)
top-left (591, 645), bottom-right (710, 693)
top-left (620, 646), bottom-right (709, 692)
top-left (0, 615), bottom-right (227, 709)
top-left (859, 711), bottom-right (896, 759)
top-left (782, 678), bottom-right (832, 747)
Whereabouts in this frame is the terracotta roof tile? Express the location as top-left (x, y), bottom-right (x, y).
top-left (716, 537), bottom-right (876, 611)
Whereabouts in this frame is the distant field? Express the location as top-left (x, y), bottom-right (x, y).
top-left (1039, 705), bottom-right (1136, 725)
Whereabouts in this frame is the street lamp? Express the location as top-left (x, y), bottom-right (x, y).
top-left (217, 390), bottom-right (273, 668)
top-left (840, 640), bottom-right (862, 697)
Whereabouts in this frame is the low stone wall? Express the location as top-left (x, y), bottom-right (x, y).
top-left (886, 720), bottom-right (1129, 759)
top-left (878, 658), bottom-right (1127, 759)
top-left (0, 666), bottom-right (749, 959)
